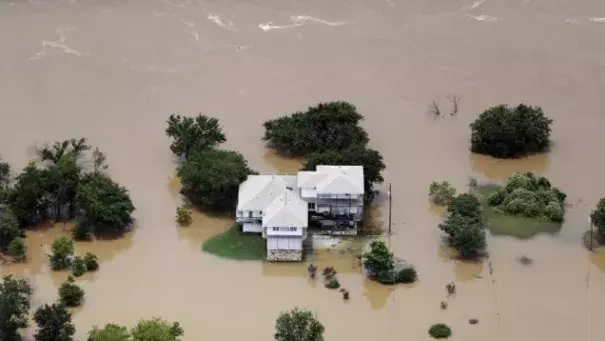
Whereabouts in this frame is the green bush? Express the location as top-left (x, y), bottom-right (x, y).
top-left (522, 200), bottom-right (542, 218)
top-left (428, 323), bottom-right (452, 338)
top-left (507, 188), bottom-right (537, 203)
top-left (84, 252), bottom-right (99, 271)
top-left (592, 198), bottom-right (605, 237)
top-left (552, 187), bottom-right (567, 203)
top-left (8, 237), bottom-right (27, 262)
top-left (396, 266), bottom-right (418, 284)
top-left (429, 181), bottom-right (456, 205)
top-left (504, 198), bottom-right (527, 215)
top-left (324, 278), bottom-right (340, 289)
top-left (377, 271), bottom-right (397, 285)
top-left (58, 276), bottom-right (85, 307)
top-left (545, 202), bottom-right (564, 222)
top-left (470, 104), bottom-right (552, 158)
top-left (72, 220), bottom-right (92, 241)
top-left (451, 223), bottom-right (486, 259)
top-left (362, 241), bottom-right (395, 278)
top-left (535, 190), bottom-right (558, 206)
top-left (175, 206), bottom-right (192, 226)
top-left (505, 173), bottom-right (532, 192)
top-left (447, 194), bottom-right (481, 219)
top-left (71, 257), bottom-right (87, 277)
top-left (487, 188), bottom-right (507, 206)
top-left (48, 237), bottom-right (75, 270)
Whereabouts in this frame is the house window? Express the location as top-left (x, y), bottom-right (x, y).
top-left (259, 210), bottom-right (262, 215)
top-left (308, 202), bottom-right (315, 209)
top-left (248, 211), bottom-right (252, 218)
top-left (289, 227), bottom-right (297, 231)
top-left (273, 227), bottom-right (279, 231)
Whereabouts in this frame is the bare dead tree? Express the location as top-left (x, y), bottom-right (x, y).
top-left (447, 95), bottom-right (459, 116)
top-left (428, 100), bottom-right (441, 117)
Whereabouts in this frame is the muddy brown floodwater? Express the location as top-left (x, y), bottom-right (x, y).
top-left (1, 0), bottom-right (605, 340)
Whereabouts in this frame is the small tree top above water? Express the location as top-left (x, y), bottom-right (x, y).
top-left (0, 275), bottom-right (33, 341)
top-left (263, 101), bottom-right (369, 156)
top-left (131, 318), bottom-right (183, 341)
top-left (470, 104), bottom-right (553, 158)
top-left (591, 198), bottom-right (605, 237)
top-left (33, 302), bottom-right (75, 341)
top-left (274, 308), bottom-right (324, 341)
top-left (165, 114), bottom-right (227, 159)
top-left (362, 240), bottom-right (395, 278)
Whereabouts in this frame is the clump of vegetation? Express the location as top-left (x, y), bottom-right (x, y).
top-left (175, 206), bottom-right (192, 226)
top-left (470, 104), bottom-right (553, 158)
top-left (274, 308), bottom-right (324, 341)
top-left (446, 282), bottom-right (456, 295)
top-left (72, 220), bottom-right (92, 241)
top-left (439, 194), bottom-right (486, 259)
top-left (307, 264), bottom-right (317, 279)
top-left (71, 256), bottom-right (87, 277)
top-left (88, 318), bottom-right (183, 341)
top-left (8, 237), bottom-right (27, 262)
top-left (429, 181), bottom-right (456, 205)
top-left (165, 114), bottom-right (227, 159)
top-left (0, 209), bottom-right (21, 252)
top-left (342, 289), bottom-right (350, 300)
top-left (48, 237), bottom-right (75, 270)
top-left (487, 173), bottom-right (566, 222)
top-left (0, 275), bottom-right (34, 341)
top-left (34, 302), bottom-right (76, 341)
top-left (518, 255), bottom-right (533, 265)
top-left (396, 266), bottom-right (418, 284)
top-left (325, 278), bottom-right (341, 289)
top-left (263, 101), bottom-right (368, 156)
top-left (202, 224), bottom-right (266, 260)
top-left (84, 252), bottom-right (99, 271)
top-left (428, 323), bottom-right (452, 339)
top-left (322, 267), bottom-right (337, 280)
top-left (591, 198), bottom-right (605, 241)
top-left (58, 276), bottom-right (85, 307)
top-left (178, 150), bottom-right (256, 212)
top-left (302, 145), bottom-right (386, 203)
top-left (87, 324), bottom-right (130, 341)
top-left (362, 240), bottom-right (417, 285)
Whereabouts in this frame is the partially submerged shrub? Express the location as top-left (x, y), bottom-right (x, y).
top-left (429, 323), bottom-right (452, 339)
top-left (72, 220), bottom-right (92, 241)
top-left (325, 278), bottom-right (340, 289)
top-left (83, 252), bottom-right (99, 271)
top-left (505, 173), bottom-right (532, 192)
top-left (71, 256), bottom-right (87, 277)
top-left (545, 202), bottom-right (564, 222)
top-left (8, 237), bottom-right (27, 262)
top-left (591, 198), bottom-right (605, 237)
top-left (322, 267), bottom-right (337, 280)
top-left (48, 237), bottom-right (75, 270)
top-left (175, 206), bottom-right (192, 226)
top-left (396, 266), bottom-right (418, 284)
top-left (58, 276), bottom-right (85, 307)
top-left (487, 188), bottom-right (507, 206)
top-left (446, 282), bottom-right (456, 295)
top-left (429, 181), bottom-right (456, 205)
top-left (447, 194), bottom-right (481, 220)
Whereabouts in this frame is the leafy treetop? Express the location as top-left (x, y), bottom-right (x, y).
top-left (263, 101), bottom-right (369, 156)
top-left (274, 308), bottom-right (325, 341)
top-left (362, 240), bottom-right (395, 278)
top-left (591, 198), bottom-right (605, 238)
top-left (165, 114), bottom-right (227, 159)
top-left (470, 104), bottom-right (553, 158)
top-left (0, 275), bottom-right (34, 341)
top-left (178, 149), bottom-right (256, 212)
top-left (33, 302), bottom-right (76, 341)
top-left (131, 318), bottom-right (184, 341)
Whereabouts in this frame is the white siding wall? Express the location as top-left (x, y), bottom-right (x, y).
top-left (266, 226), bottom-right (304, 237)
top-left (267, 236), bottom-right (303, 251)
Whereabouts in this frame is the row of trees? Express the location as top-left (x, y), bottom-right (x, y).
top-left (0, 138), bottom-right (135, 260)
top-left (263, 102), bottom-right (386, 202)
top-left (1, 274), bottom-right (327, 341)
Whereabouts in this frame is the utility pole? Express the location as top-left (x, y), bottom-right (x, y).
top-left (388, 183), bottom-right (392, 235)
top-left (589, 213), bottom-right (594, 251)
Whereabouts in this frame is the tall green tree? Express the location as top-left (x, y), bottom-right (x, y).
top-left (75, 173), bottom-right (135, 234)
top-left (0, 209), bottom-right (21, 250)
top-left (0, 275), bottom-right (33, 341)
top-left (33, 303), bottom-right (75, 341)
top-left (165, 114), bottom-right (227, 159)
top-left (0, 158), bottom-right (10, 189)
top-left (178, 149), bottom-right (256, 211)
top-left (470, 104), bottom-right (553, 158)
top-left (87, 324), bottom-right (131, 341)
top-left (131, 318), bottom-right (183, 341)
top-left (303, 145), bottom-right (386, 202)
top-left (362, 240), bottom-right (395, 279)
top-left (591, 198), bottom-right (605, 237)
top-left (45, 152), bottom-right (82, 220)
top-left (8, 163), bottom-right (51, 226)
top-left (274, 308), bottom-right (324, 341)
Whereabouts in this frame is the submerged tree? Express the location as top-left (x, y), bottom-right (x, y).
top-left (58, 276), bottom-right (85, 307)
top-left (8, 237), bottom-right (27, 262)
top-left (178, 149), bottom-right (256, 212)
top-left (591, 198), bottom-right (605, 238)
top-left (263, 101), bottom-right (369, 156)
top-left (274, 308), bottom-right (324, 341)
top-left (362, 240), bottom-right (395, 280)
top-left (429, 181), bottom-right (456, 205)
top-left (470, 104), bottom-right (553, 158)
top-left (33, 303), bottom-right (75, 341)
top-left (7, 163), bottom-right (52, 226)
top-left (0, 275), bottom-right (34, 341)
top-left (48, 237), bottom-right (75, 270)
top-left (303, 144), bottom-right (386, 203)
top-left (75, 173), bottom-right (135, 234)
top-left (0, 209), bottom-right (21, 251)
top-left (165, 114), bottom-right (227, 159)
top-left (87, 324), bottom-right (130, 341)
top-left (439, 193), bottom-right (486, 259)
top-left (131, 318), bottom-right (183, 341)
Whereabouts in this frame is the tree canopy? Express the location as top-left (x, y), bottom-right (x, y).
top-left (75, 173), bottom-right (135, 234)
top-left (165, 114), bottom-right (227, 159)
top-left (470, 104), bottom-right (553, 158)
top-left (87, 324), bottom-right (131, 341)
top-left (0, 209), bottom-right (21, 251)
top-left (439, 193), bottom-right (486, 259)
top-left (7, 163), bottom-right (52, 226)
top-left (263, 101), bottom-right (369, 156)
top-left (591, 198), bottom-right (605, 238)
top-left (274, 308), bottom-right (325, 341)
top-left (33, 302), bottom-right (75, 341)
top-left (0, 275), bottom-right (33, 341)
top-left (303, 144), bottom-right (386, 202)
top-left (362, 240), bottom-right (395, 279)
top-left (131, 318), bottom-right (183, 341)
top-left (178, 149), bottom-right (256, 212)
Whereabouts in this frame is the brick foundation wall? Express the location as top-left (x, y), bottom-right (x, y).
top-left (267, 249), bottom-right (302, 261)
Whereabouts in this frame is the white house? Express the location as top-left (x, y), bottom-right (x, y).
top-left (236, 165), bottom-right (365, 261)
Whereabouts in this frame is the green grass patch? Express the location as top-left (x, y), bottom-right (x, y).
top-left (474, 185), bottom-right (562, 239)
top-left (202, 224), bottom-right (266, 260)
